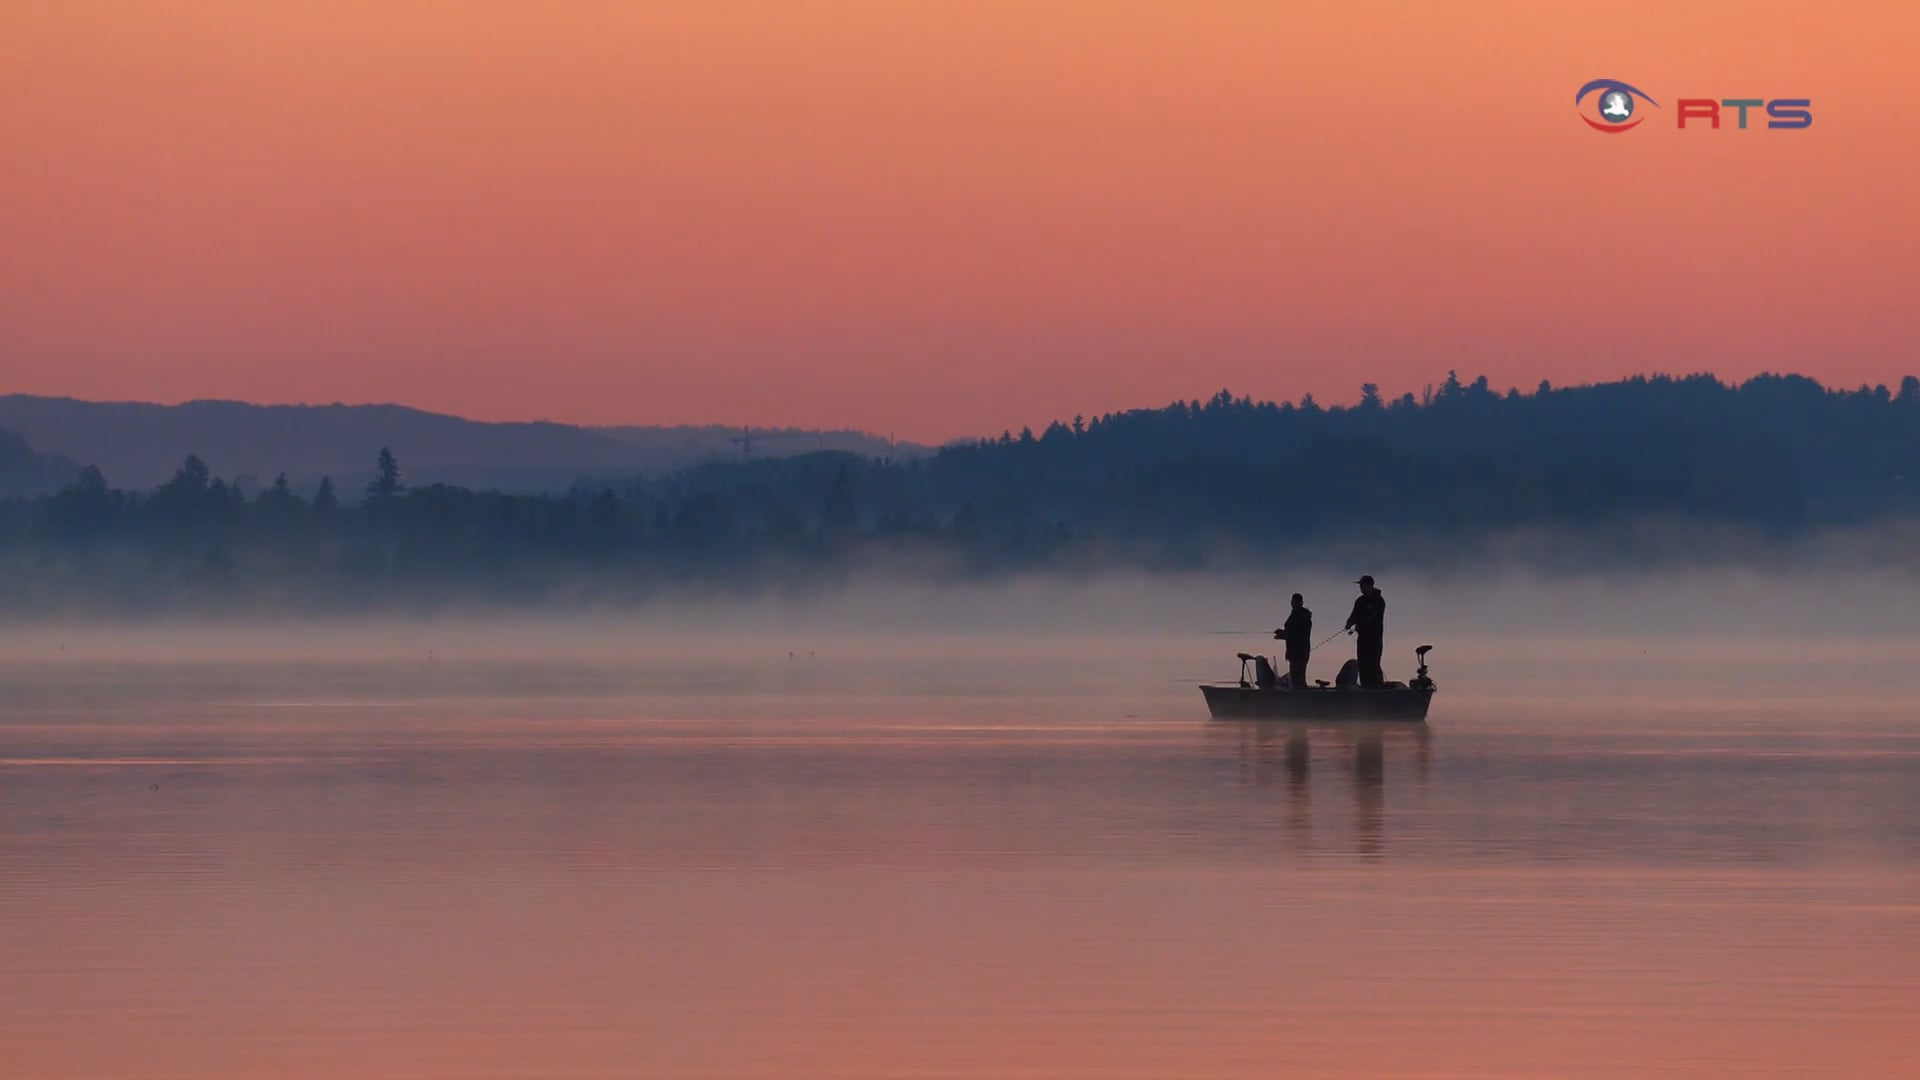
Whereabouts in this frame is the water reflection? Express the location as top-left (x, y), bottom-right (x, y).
top-left (1225, 720), bottom-right (1432, 857)
top-left (6, 641), bottom-right (1920, 1078)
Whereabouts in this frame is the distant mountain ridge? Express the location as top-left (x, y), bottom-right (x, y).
top-left (0, 426), bottom-right (81, 497)
top-left (0, 395), bottom-right (923, 494)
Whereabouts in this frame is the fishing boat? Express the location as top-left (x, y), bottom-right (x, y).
top-left (1199, 645), bottom-right (1436, 721)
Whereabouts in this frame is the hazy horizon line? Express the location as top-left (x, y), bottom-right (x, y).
top-left (12, 366), bottom-right (1914, 450)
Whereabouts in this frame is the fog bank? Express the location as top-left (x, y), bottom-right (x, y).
top-left (5, 564), bottom-right (1919, 666)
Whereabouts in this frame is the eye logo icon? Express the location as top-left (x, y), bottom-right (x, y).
top-left (1576, 78), bottom-right (1659, 132)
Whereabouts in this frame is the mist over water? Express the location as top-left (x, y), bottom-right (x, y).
top-left (3, 571), bottom-right (1918, 1076)
top-left (11, 561), bottom-right (1920, 650)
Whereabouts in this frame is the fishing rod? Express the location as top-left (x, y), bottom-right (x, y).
top-left (1204, 627), bottom-right (1351, 647)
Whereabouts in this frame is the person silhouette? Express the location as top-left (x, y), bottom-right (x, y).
top-left (1344, 575), bottom-right (1386, 688)
top-left (1602, 92), bottom-right (1630, 119)
top-left (1274, 593), bottom-right (1313, 689)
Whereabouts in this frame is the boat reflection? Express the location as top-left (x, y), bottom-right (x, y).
top-left (1219, 720), bottom-right (1431, 857)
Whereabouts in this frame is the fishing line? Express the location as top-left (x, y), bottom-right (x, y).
top-left (1205, 628), bottom-right (1350, 647)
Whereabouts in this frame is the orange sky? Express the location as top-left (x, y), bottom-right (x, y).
top-left (3, 1), bottom-right (1917, 440)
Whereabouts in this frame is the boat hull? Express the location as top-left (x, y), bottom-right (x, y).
top-left (1200, 684), bottom-right (1433, 721)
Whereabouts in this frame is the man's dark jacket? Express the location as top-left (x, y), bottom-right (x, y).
top-left (1346, 591), bottom-right (1385, 642)
top-left (1281, 607), bottom-right (1313, 660)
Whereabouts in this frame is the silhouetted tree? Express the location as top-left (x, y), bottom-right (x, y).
top-left (149, 455), bottom-right (216, 531)
top-left (368, 448), bottom-right (403, 501)
top-left (161, 456), bottom-right (211, 499)
top-left (254, 471), bottom-right (306, 532)
top-left (262, 472), bottom-right (295, 503)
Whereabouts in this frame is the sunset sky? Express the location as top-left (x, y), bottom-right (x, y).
top-left (4, 1), bottom-right (1917, 440)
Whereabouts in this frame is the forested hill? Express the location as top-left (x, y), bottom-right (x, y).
top-left (929, 372), bottom-right (1920, 538)
top-left (3, 372), bottom-right (1918, 610)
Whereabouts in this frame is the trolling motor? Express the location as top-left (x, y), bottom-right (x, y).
top-left (1410, 644), bottom-right (1435, 690)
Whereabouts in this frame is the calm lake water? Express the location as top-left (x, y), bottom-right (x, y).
top-left (3, 630), bottom-right (1917, 1078)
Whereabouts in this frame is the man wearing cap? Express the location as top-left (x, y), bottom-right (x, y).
top-left (1345, 575), bottom-right (1386, 688)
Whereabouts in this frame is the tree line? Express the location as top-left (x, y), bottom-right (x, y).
top-left (2, 371), bottom-right (1917, 610)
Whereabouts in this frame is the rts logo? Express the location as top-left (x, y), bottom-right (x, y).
top-left (1576, 77), bottom-right (1812, 132)
top-left (1576, 78), bottom-right (1658, 133)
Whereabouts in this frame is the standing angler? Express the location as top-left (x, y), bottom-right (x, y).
top-left (1345, 575), bottom-right (1386, 688)
top-left (1275, 593), bottom-right (1313, 689)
